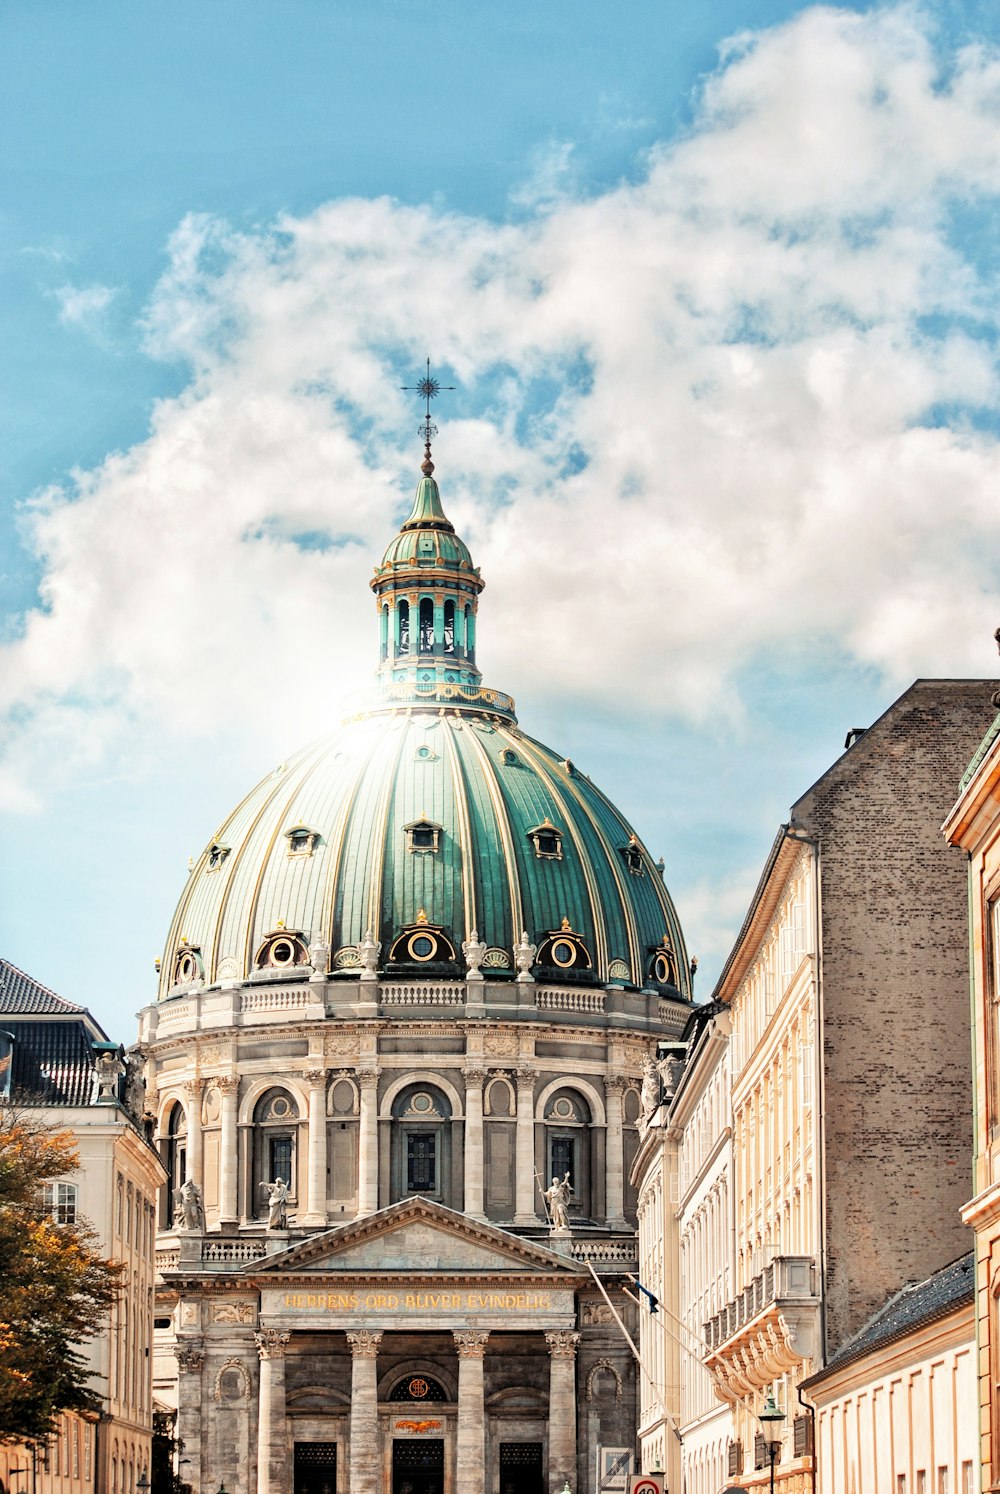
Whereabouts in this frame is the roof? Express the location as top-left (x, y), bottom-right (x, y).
top-left (0, 956), bottom-right (87, 1015)
top-left (802, 1252), bottom-right (974, 1386)
top-left (1, 1020), bottom-right (100, 1106)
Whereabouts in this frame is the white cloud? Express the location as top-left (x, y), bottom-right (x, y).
top-left (4, 4), bottom-right (1000, 810)
top-left (53, 282), bottom-right (118, 334)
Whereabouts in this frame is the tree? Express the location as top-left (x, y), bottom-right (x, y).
top-left (0, 1107), bottom-right (120, 1442)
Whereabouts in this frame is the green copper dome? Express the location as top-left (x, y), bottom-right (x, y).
top-left (159, 453), bottom-right (691, 1002)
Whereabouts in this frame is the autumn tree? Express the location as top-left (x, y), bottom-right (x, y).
top-left (0, 1106), bottom-right (120, 1442)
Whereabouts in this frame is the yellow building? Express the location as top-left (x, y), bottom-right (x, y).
top-left (944, 703), bottom-right (1000, 1493)
top-left (0, 957), bottom-right (166, 1494)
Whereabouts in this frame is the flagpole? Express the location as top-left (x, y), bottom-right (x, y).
top-left (583, 1259), bottom-right (682, 1442)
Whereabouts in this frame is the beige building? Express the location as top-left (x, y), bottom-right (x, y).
top-left (0, 957), bottom-right (166, 1494)
top-left (943, 701), bottom-right (1000, 1493)
top-left (801, 1252), bottom-right (976, 1494)
top-left (699, 680), bottom-right (993, 1491)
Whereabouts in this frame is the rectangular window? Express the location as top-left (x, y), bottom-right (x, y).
top-left (550, 1136), bottom-right (575, 1189)
top-left (938, 1469), bottom-right (949, 1494)
top-left (269, 1136), bottom-right (293, 1187)
top-left (407, 1133), bottom-right (436, 1192)
top-left (961, 1463), bottom-right (973, 1494)
top-left (917, 1473), bottom-right (927, 1494)
top-left (897, 1478), bottom-right (906, 1494)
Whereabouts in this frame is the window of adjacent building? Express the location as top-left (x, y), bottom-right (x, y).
top-left (917, 1473), bottom-right (927, 1494)
top-left (896, 1475), bottom-right (907, 1494)
top-left (40, 1180), bottom-right (79, 1225)
top-left (961, 1463), bottom-right (974, 1494)
top-left (938, 1468), bottom-right (949, 1494)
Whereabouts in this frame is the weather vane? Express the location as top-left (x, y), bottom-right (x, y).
top-left (401, 357), bottom-right (455, 471)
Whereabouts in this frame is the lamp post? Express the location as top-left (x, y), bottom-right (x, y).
top-left (758, 1391), bottom-right (785, 1494)
top-left (137, 1473), bottom-right (150, 1494)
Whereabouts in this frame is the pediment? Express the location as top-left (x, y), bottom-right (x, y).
top-left (249, 1197), bottom-right (586, 1278)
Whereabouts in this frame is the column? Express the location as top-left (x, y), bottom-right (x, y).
top-left (255, 1329), bottom-right (290, 1494)
top-left (545, 1331), bottom-right (580, 1494)
top-left (218, 1076), bottom-right (239, 1225)
top-left (604, 1076), bottom-right (628, 1228)
top-left (347, 1330), bottom-right (383, 1494)
top-left (514, 1069), bottom-right (538, 1223)
top-left (463, 1067), bottom-right (487, 1220)
top-left (173, 1343), bottom-right (204, 1486)
top-left (356, 1068), bottom-right (380, 1218)
top-left (453, 1331), bottom-right (489, 1494)
top-left (303, 1067), bottom-right (329, 1225)
top-left (183, 1079), bottom-right (204, 1184)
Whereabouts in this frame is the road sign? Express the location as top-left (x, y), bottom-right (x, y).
top-left (628, 1476), bottom-right (665, 1494)
top-left (597, 1448), bottom-right (633, 1492)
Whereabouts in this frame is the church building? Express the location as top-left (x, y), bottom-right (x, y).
top-left (140, 422), bottom-right (693, 1494)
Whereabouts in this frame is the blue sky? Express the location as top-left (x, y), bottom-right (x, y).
top-left (3, 0), bottom-right (1000, 1038)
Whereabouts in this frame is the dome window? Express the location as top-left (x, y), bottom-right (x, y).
top-left (206, 842), bottom-right (230, 871)
top-left (405, 817), bottom-right (441, 854)
top-left (537, 919), bottom-right (591, 971)
top-left (285, 824), bottom-right (320, 858)
top-left (418, 598), bottom-right (434, 653)
top-left (443, 599), bottom-right (455, 655)
top-left (388, 912), bottom-right (457, 967)
top-left (255, 928), bottom-right (309, 970)
top-left (650, 938), bottom-right (678, 988)
top-left (528, 819), bottom-right (563, 860)
top-left (397, 599), bottom-right (410, 656)
top-left (501, 748), bottom-right (520, 767)
top-left (621, 836), bottom-right (645, 876)
top-left (172, 942), bottom-right (203, 986)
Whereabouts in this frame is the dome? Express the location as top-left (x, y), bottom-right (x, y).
top-left (158, 444), bottom-right (691, 1003)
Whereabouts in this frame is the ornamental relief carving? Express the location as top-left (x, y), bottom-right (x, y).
top-left (212, 1300), bottom-right (257, 1325)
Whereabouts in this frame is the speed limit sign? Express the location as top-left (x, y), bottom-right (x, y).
top-left (628, 1477), bottom-right (665, 1494)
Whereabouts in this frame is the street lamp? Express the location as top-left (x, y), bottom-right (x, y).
top-left (758, 1391), bottom-right (785, 1494)
top-left (137, 1473), bottom-right (150, 1494)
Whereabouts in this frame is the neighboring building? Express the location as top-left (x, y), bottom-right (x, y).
top-left (801, 1252), bottom-right (976, 1494)
top-left (700, 681), bottom-right (994, 1491)
top-left (943, 702), bottom-right (1000, 1494)
top-left (0, 957), bottom-right (166, 1494)
top-left (632, 1004), bottom-right (734, 1494)
top-left (140, 438), bottom-right (693, 1494)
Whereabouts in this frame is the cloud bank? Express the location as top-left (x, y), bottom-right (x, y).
top-left (4, 5), bottom-right (1000, 812)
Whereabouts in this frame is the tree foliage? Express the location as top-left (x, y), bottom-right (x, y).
top-left (0, 1107), bottom-right (120, 1443)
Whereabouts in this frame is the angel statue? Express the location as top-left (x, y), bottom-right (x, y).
top-left (261, 1177), bottom-right (289, 1230)
top-left (173, 1178), bottom-right (205, 1232)
top-left (544, 1171), bottom-right (573, 1231)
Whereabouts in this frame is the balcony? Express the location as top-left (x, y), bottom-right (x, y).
top-left (702, 1255), bottom-right (820, 1400)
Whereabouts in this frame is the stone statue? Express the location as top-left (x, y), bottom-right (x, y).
top-left (123, 1048), bottom-right (146, 1121)
top-left (174, 1178), bottom-right (205, 1232)
top-left (261, 1177), bottom-right (289, 1229)
top-left (514, 931), bottom-right (536, 983)
top-left (358, 929), bottom-right (380, 984)
top-left (544, 1172), bottom-right (573, 1231)
top-left (95, 1049), bottom-right (124, 1104)
top-left (640, 1054), bottom-right (661, 1121)
top-left (462, 929), bottom-right (487, 982)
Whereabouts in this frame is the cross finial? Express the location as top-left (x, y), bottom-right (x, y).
top-left (401, 357), bottom-right (455, 475)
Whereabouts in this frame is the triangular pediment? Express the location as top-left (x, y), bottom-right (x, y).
top-left (249, 1198), bottom-right (586, 1278)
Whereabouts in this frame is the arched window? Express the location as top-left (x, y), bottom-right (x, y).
top-left (163, 1104), bottom-right (186, 1226)
top-left (464, 605), bottom-right (475, 662)
top-left (390, 1084), bottom-right (453, 1206)
top-left (443, 599), bottom-right (455, 655)
top-left (252, 1088), bottom-right (299, 1216)
top-left (543, 1088), bottom-right (592, 1220)
top-left (397, 599), bottom-right (410, 656)
top-left (380, 603), bottom-right (389, 661)
top-left (419, 597), bottom-right (434, 653)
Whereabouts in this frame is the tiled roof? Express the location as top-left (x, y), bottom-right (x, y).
top-left (0, 956), bottom-right (86, 1015)
top-left (2, 1020), bottom-right (98, 1106)
top-left (803, 1252), bottom-right (974, 1385)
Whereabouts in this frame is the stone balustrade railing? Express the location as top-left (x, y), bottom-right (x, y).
top-left (572, 1239), bottom-right (637, 1266)
top-left (536, 988), bottom-right (606, 1014)
top-left (380, 982), bottom-right (465, 1005)
top-left (702, 1255), bottom-right (818, 1350)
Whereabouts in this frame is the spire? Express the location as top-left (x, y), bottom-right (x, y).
top-left (401, 357), bottom-right (454, 482)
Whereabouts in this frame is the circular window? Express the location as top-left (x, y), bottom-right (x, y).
top-left (552, 1097), bottom-right (576, 1120)
top-left (654, 953), bottom-right (672, 985)
top-left (407, 932), bottom-right (437, 962)
top-left (270, 938), bottom-right (296, 966)
top-left (269, 1096), bottom-right (292, 1119)
top-left (416, 746), bottom-right (431, 759)
top-left (550, 939), bottom-right (577, 967)
top-left (176, 952), bottom-right (197, 982)
top-left (410, 1092), bottom-right (433, 1113)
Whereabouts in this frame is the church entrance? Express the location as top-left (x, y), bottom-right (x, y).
top-left (392, 1438), bottom-right (444, 1494)
top-left (499, 1443), bottom-right (544, 1494)
top-left (294, 1442), bottom-right (337, 1494)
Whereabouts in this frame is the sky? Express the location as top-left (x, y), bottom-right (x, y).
top-left (2, 0), bottom-right (1000, 1039)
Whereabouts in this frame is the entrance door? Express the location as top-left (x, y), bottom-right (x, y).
top-left (499, 1443), bottom-right (544, 1494)
top-left (392, 1437), bottom-right (444, 1494)
top-left (294, 1442), bottom-right (337, 1494)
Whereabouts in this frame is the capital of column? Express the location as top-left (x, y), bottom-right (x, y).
top-left (216, 1075), bottom-right (239, 1095)
top-left (605, 1074), bottom-right (628, 1094)
top-left (515, 1067), bottom-right (536, 1090)
top-left (303, 1067), bottom-right (328, 1086)
top-left (462, 1066), bottom-right (488, 1088)
top-left (545, 1330), bottom-right (581, 1360)
top-left (174, 1343), bottom-right (205, 1373)
top-left (356, 1066), bottom-right (380, 1089)
top-left (254, 1329), bottom-right (290, 1361)
top-left (453, 1329), bottom-right (490, 1359)
top-left (182, 1079), bottom-right (204, 1101)
top-left (347, 1329), bottom-right (383, 1359)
